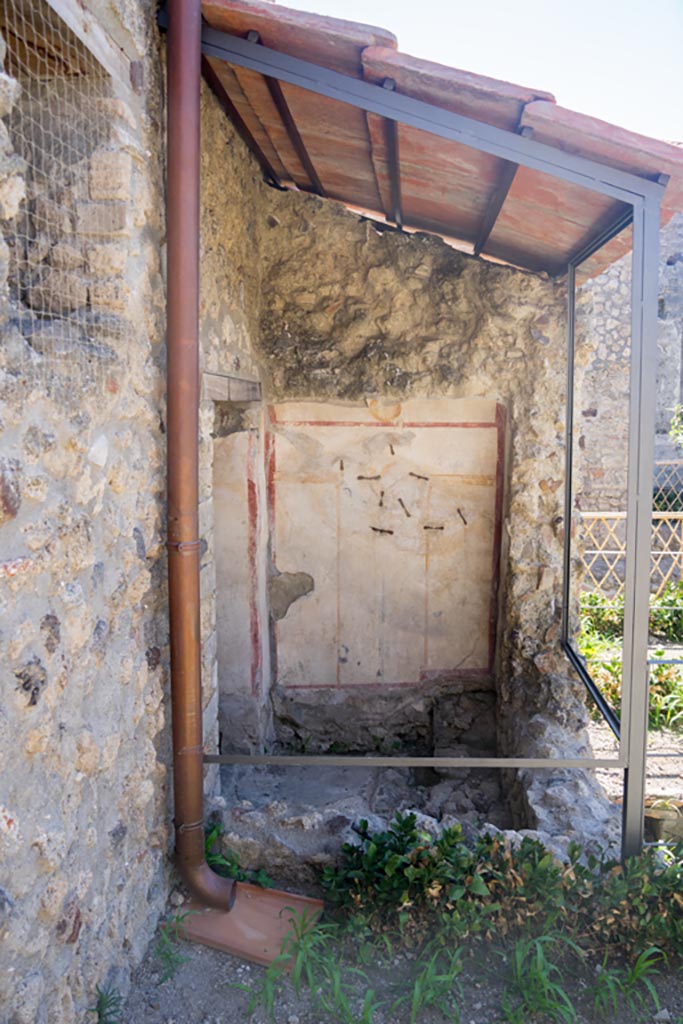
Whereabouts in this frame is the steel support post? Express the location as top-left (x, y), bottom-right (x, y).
top-left (561, 263), bottom-right (577, 648)
top-left (621, 196), bottom-right (662, 859)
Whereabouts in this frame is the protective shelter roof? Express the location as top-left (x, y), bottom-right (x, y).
top-left (201, 0), bottom-right (683, 278)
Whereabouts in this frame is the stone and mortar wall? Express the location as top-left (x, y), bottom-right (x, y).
top-left (0, 6), bottom-right (170, 1022)
top-left (197, 82), bottom-right (268, 785)
top-left (577, 213), bottom-right (683, 510)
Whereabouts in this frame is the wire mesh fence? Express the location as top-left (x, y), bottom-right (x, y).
top-left (1, 0), bottom-right (126, 392)
top-left (581, 510), bottom-right (683, 601)
top-left (653, 460), bottom-right (683, 512)
top-left (580, 460), bottom-right (683, 603)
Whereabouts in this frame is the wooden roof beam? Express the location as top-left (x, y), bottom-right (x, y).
top-left (473, 125), bottom-right (533, 257)
top-left (247, 30), bottom-right (325, 196)
top-left (201, 55), bottom-right (281, 185)
top-left (382, 78), bottom-right (403, 227)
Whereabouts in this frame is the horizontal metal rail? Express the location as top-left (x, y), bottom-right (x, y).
top-left (204, 753), bottom-right (624, 769)
top-left (582, 512), bottom-right (683, 521)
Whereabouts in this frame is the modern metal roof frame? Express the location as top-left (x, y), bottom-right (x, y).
top-left (194, 20), bottom-right (668, 860)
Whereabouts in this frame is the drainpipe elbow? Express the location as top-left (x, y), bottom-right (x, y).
top-left (179, 855), bottom-right (236, 911)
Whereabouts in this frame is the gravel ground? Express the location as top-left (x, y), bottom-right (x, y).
top-left (588, 720), bottom-right (683, 805)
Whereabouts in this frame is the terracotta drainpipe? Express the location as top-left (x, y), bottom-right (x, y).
top-left (166, 0), bottom-right (234, 911)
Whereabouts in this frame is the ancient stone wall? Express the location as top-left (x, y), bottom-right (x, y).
top-left (0, 6), bottom-right (169, 1021)
top-left (0, 9), bottom-right (278, 1008)
top-left (198, 82), bottom-right (268, 778)
top-left (577, 213), bottom-right (683, 510)
top-left (250, 191), bottom-right (600, 835)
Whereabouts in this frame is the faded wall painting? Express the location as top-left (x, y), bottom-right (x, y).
top-left (267, 397), bottom-right (504, 690)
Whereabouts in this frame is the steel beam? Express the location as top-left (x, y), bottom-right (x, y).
top-left (381, 78), bottom-right (403, 227)
top-left (561, 262), bottom-right (577, 647)
top-left (246, 30), bottom-right (325, 196)
top-left (565, 206), bottom-right (634, 270)
top-left (563, 642), bottom-right (621, 739)
top-left (197, 22), bottom-right (665, 206)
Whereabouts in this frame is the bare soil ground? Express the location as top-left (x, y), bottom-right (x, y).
top-left (123, 909), bottom-right (683, 1024)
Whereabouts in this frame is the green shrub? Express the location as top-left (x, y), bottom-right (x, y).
top-left (579, 591), bottom-right (683, 729)
top-left (322, 813), bottom-right (683, 959)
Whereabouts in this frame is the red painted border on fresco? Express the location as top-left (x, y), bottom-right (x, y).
top-left (279, 668), bottom-right (494, 690)
top-left (488, 403), bottom-right (507, 676)
top-left (246, 433), bottom-right (261, 697)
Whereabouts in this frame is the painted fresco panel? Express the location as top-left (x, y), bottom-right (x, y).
top-left (270, 399), bottom-right (502, 688)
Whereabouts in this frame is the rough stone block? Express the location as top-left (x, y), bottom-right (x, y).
top-left (0, 71), bottom-right (19, 117)
top-left (87, 243), bottom-right (127, 277)
top-left (33, 196), bottom-right (73, 239)
top-left (90, 278), bottom-right (130, 314)
top-left (25, 267), bottom-right (87, 314)
top-left (76, 201), bottom-right (129, 237)
top-left (0, 457), bottom-right (21, 524)
top-left (50, 242), bottom-right (83, 271)
top-left (0, 173), bottom-right (25, 220)
top-left (89, 149), bottom-right (133, 202)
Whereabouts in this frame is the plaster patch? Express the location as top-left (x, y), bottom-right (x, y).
top-left (269, 571), bottom-right (315, 621)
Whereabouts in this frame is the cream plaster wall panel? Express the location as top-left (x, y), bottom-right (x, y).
top-left (270, 399), bottom-right (502, 689)
top-left (215, 433), bottom-right (254, 695)
top-left (424, 480), bottom-right (494, 672)
top-left (273, 480), bottom-right (338, 687)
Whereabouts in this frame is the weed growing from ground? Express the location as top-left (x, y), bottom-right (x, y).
top-left (389, 942), bottom-right (464, 1023)
top-left (87, 985), bottom-right (123, 1024)
top-left (500, 934), bottom-right (578, 1024)
top-left (154, 911), bottom-right (193, 983)
top-left (235, 908), bottom-right (378, 1023)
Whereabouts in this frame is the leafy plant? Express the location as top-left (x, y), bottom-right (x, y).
top-left (87, 985), bottom-right (124, 1024)
top-left (154, 911), bottom-right (192, 983)
top-left (322, 813), bottom-right (683, 960)
top-left (205, 824), bottom-right (274, 888)
top-left (669, 403), bottom-right (683, 449)
top-left (578, 592), bottom-right (683, 729)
